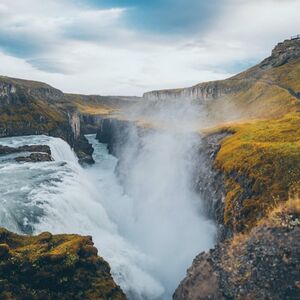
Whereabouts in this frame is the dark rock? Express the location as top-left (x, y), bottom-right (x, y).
top-left (96, 118), bottom-right (143, 157)
top-left (73, 135), bottom-right (95, 165)
top-left (193, 131), bottom-right (230, 241)
top-left (173, 224), bottom-right (300, 300)
top-left (15, 152), bottom-right (53, 162)
top-left (0, 243), bottom-right (10, 258)
top-left (0, 144), bottom-right (51, 155)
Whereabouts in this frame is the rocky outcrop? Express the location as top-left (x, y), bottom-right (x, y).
top-left (260, 38), bottom-right (300, 69)
top-left (173, 204), bottom-right (300, 300)
top-left (15, 152), bottom-right (53, 162)
top-left (0, 144), bottom-right (51, 155)
top-left (73, 135), bottom-right (95, 165)
top-left (0, 144), bottom-right (53, 162)
top-left (0, 227), bottom-right (126, 300)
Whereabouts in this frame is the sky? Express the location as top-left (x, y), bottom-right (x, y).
top-left (0, 0), bottom-right (300, 96)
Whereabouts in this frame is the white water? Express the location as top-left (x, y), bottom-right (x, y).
top-left (0, 134), bottom-right (215, 299)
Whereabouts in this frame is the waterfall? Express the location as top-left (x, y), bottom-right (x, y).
top-left (0, 132), bottom-right (216, 299)
top-left (48, 138), bottom-right (78, 163)
top-left (0, 135), bottom-right (164, 299)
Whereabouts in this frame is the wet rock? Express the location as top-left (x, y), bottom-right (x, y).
top-left (0, 144), bottom-right (51, 155)
top-left (73, 135), bottom-right (95, 165)
top-left (15, 152), bottom-right (53, 162)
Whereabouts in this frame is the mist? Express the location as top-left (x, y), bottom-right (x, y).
top-left (106, 96), bottom-right (217, 298)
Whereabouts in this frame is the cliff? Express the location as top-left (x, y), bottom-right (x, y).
top-left (168, 39), bottom-right (300, 299)
top-left (0, 227), bottom-right (126, 300)
top-left (0, 76), bottom-right (140, 164)
top-left (173, 198), bottom-right (300, 300)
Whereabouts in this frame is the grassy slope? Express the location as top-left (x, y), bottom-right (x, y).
top-left (182, 49), bottom-right (300, 234)
top-left (206, 58), bottom-right (300, 125)
top-left (208, 56), bottom-right (300, 232)
top-left (214, 113), bottom-right (300, 231)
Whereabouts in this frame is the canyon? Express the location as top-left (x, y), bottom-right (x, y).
top-left (0, 38), bottom-right (300, 299)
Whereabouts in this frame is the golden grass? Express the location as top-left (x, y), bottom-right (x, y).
top-left (74, 101), bottom-right (116, 115)
top-left (215, 112), bottom-right (300, 231)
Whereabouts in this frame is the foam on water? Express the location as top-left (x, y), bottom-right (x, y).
top-left (0, 134), bottom-right (215, 299)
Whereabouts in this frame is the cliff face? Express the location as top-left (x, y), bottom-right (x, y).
top-left (260, 38), bottom-right (300, 69)
top-left (96, 118), bottom-right (142, 157)
top-left (143, 80), bottom-right (249, 102)
top-left (0, 227), bottom-right (126, 300)
top-left (173, 200), bottom-right (300, 300)
top-left (0, 77), bottom-right (103, 164)
top-left (0, 76), bottom-right (141, 164)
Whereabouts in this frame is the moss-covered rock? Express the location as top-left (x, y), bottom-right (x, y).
top-left (213, 113), bottom-right (300, 233)
top-left (0, 228), bottom-right (126, 300)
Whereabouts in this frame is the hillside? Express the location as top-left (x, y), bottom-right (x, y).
top-left (144, 38), bottom-right (300, 124)
top-left (0, 75), bottom-right (140, 163)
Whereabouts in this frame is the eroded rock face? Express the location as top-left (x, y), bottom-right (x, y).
top-left (96, 118), bottom-right (142, 157)
top-left (193, 132), bottom-right (229, 240)
top-left (0, 228), bottom-right (126, 300)
top-left (0, 144), bottom-right (54, 162)
top-left (260, 38), bottom-right (300, 69)
top-left (174, 217), bottom-right (300, 300)
top-left (143, 80), bottom-right (249, 102)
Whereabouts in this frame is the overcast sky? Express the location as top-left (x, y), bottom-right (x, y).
top-left (0, 0), bottom-right (299, 96)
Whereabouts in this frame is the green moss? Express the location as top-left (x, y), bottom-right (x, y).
top-left (0, 228), bottom-right (126, 300)
top-left (215, 113), bottom-right (300, 232)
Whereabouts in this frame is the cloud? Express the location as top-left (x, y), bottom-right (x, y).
top-left (0, 0), bottom-right (299, 95)
top-left (0, 0), bottom-right (129, 71)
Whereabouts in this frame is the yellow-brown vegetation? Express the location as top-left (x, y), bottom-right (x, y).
top-left (0, 228), bottom-right (126, 299)
top-left (215, 112), bottom-right (300, 231)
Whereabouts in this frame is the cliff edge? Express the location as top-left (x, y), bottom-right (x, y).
top-left (0, 228), bottom-right (126, 300)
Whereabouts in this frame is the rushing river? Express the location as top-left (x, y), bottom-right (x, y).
top-left (0, 134), bottom-right (215, 299)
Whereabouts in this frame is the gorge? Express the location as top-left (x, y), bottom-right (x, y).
top-left (0, 38), bottom-right (300, 299)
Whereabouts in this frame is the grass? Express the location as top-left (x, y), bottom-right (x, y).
top-left (74, 101), bottom-right (115, 115)
top-left (0, 228), bottom-right (126, 299)
top-left (214, 112), bottom-right (300, 231)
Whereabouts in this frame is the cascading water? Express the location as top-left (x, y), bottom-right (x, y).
top-left (0, 130), bottom-right (216, 299)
